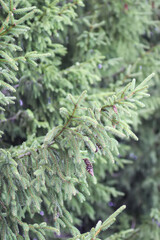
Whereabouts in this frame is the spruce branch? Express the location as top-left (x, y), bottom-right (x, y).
top-left (101, 73), bottom-right (154, 114)
top-left (0, 0), bottom-right (9, 13)
top-left (0, 5), bottom-right (36, 37)
top-left (18, 73), bottom-right (152, 159)
top-left (122, 43), bottom-right (160, 84)
top-left (18, 91), bottom-right (87, 158)
top-left (0, 24), bottom-right (15, 36)
top-left (69, 206), bottom-right (126, 240)
top-left (48, 149), bottom-right (67, 182)
top-left (38, 0), bottom-right (83, 22)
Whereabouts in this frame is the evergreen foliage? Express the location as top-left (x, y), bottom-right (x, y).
top-left (0, 0), bottom-right (159, 239)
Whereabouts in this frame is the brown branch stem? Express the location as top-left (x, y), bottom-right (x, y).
top-left (0, 24), bottom-right (15, 37)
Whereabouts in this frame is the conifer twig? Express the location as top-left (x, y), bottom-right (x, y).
top-left (0, 24), bottom-right (15, 36)
top-left (18, 92), bottom-right (83, 158)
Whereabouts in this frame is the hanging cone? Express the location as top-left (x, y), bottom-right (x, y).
top-left (83, 158), bottom-right (94, 176)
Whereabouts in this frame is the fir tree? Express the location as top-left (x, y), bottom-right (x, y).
top-left (0, 0), bottom-right (159, 239)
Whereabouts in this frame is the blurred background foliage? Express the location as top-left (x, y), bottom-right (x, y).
top-left (1, 0), bottom-right (160, 239)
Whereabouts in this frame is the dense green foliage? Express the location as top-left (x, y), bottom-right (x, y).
top-left (0, 0), bottom-right (160, 239)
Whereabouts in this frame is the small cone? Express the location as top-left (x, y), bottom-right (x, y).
top-left (124, 3), bottom-right (128, 11)
top-left (83, 158), bottom-right (94, 176)
top-left (113, 105), bottom-right (118, 114)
